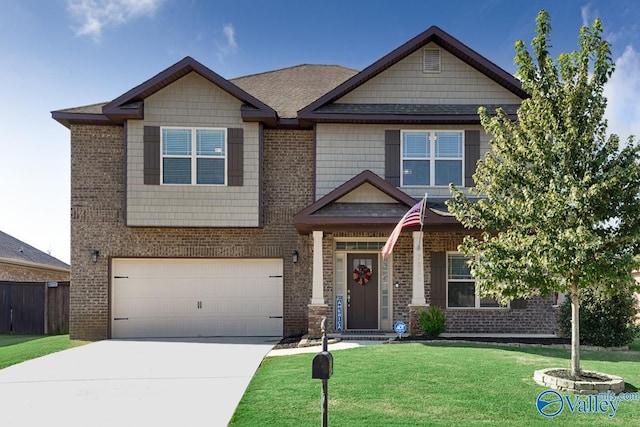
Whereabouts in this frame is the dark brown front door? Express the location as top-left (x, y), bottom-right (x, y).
top-left (347, 254), bottom-right (378, 329)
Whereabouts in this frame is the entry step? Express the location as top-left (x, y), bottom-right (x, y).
top-left (328, 331), bottom-right (396, 341)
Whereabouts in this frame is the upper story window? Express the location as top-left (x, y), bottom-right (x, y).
top-left (161, 127), bottom-right (226, 185)
top-left (447, 253), bottom-right (501, 309)
top-left (401, 130), bottom-right (463, 187)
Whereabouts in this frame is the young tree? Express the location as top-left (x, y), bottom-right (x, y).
top-left (447, 10), bottom-right (640, 377)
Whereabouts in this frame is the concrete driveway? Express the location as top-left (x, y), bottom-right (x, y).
top-left (0, 337), bottom-right (278, 427)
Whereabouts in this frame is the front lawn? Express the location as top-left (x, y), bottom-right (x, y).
top-left (0, 335), bottom-right (88, 370)
top-left (230, 342), bottom-right (640, 426)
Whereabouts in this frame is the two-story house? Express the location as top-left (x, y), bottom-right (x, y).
top-left (52, 26), bottom-right (556, 341)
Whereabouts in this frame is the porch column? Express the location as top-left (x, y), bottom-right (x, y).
top-left (308, 230), bottom-right (327, 337)
top-left (409, 231), bottom-right (427, 335)
top-left (311, 230), bottom-right (325, 304)
top-left (411, 231), bottom-right (426, 305)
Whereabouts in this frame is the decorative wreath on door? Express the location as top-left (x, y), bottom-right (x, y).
top-left (353, 264), bottom-right (372, 286)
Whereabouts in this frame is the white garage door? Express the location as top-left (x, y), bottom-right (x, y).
top-left (111, 258), bottom-right (283, 338)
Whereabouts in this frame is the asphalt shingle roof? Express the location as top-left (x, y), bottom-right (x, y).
top-left (231, 64), bottom-right (359, 118)
top-left (315, 103), bottom-right (521, 116)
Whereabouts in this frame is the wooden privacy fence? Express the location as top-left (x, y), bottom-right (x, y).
top-left (0, 281), bottom-right (70, 335)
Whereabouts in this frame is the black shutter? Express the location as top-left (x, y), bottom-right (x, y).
top-left (143, 126), bottom-right (160, 185)
top-left (464, 130), bottom-right (480, 187)
top-left (228, 128), bottom-right (244, 186)
top-left (385, 130), bottom-right (400, 186)
top-left (430, 252), bottom-right (446, 308)
top-left (510, 298), bottom-right (528, 310)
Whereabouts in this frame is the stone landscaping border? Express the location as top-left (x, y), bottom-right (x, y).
top-left (534, 368), bottom-right (625, 394)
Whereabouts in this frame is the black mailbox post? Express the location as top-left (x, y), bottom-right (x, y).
top-left (312, 318), bottom-right (332, 426)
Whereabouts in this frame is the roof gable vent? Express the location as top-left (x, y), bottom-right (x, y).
top-left (423, 48), bottom-right (441, 73)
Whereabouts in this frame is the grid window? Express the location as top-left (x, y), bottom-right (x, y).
top-left (162, 127), bottom-right (226, 185)
top-left (402, 131), bottom-right (463, 187)
top-left (447, 253), bottom-right (501, 308)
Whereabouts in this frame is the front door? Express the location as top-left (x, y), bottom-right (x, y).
top-left (347, 254), bottom-right (378, 329)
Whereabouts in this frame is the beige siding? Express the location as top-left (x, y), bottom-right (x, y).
top-left (126, 72), bottom-right (260, 227)
top-left (336, 183), bottom-right (397, 203)
top-left (339, 43), bottom-right (522, 105)
top-left (315, 123), bottom-right (491, 199)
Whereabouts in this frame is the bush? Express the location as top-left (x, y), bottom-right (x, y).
top-left (418, 306), bottom-right (446, 337)
top-left (559, 284), bottom-right (639, 347)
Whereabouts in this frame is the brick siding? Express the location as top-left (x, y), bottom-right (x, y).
top-left (70, 122), bottom-right (555, 340)
top-left (0, 263), bottom-right (69, 282)
top-left (319, 231), bottom-right (555, 334)
top-left (69, 124), bottom-right (313, 340)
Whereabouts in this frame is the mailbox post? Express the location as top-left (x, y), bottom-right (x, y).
top-left (312, 318), bottom-right (332, 427)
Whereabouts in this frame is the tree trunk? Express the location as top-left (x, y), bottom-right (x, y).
top-left (570, 283), bottom-right (581, 377)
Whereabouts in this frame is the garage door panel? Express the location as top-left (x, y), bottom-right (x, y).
top-left (112, 258), bottom-right (283, 338)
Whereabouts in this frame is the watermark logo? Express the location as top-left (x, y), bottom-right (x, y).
top-left (537, 390), bottom-right (564, 418)
top-left (536, 389), bottom-right (639, 418)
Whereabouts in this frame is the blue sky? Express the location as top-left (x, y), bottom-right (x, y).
top-left (1, 0), bottom-right (639, 264)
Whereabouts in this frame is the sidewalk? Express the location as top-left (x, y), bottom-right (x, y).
top-left (267, 340), bottom-right (383, 357)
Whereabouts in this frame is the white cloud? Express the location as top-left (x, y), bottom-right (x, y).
top-left (581, 4), bottom-right (592, 27)
top-left (223, 24), bottom-right (237, 51)
top-left (604, 45), bottom-right (640, 140)
top-left (67, 0), bottom-right (163, 41)
top-left (215, 23), bottom-right (238, 62)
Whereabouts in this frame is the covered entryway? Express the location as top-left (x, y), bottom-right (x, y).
top-left (347, 254), bottom-right (378, 329)
top-left (111, 258), bottom-right (283, 338)
top-left (293, 170), bottom-right (463, 336)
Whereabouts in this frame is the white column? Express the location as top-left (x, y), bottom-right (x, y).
top-left (311, 230), bottom-right (325, 304)
top-left (412, 231), bottom-right (426, 305)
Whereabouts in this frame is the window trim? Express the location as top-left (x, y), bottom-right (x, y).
top-left (160, 126), bottom-right (228, 186)
top-left (445, 251), bottom-right (508, 309)
top-left (400, 130), bottom-right (464, 188)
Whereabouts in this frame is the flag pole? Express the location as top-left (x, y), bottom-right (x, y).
top-left (420, 193), bottom-right (427, 232)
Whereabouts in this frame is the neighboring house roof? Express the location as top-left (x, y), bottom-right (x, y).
top-left (0, 231), bottom-right (69, 272)
top-left (293, 170), bottom-right (462, 234)
top-left (298, 25), bottom-right (526, 125)
top-left (230, 64), bottom-right (358, 120)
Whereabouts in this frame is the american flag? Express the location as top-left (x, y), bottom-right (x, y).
top-left (381, 196), bottom-right (426, 260)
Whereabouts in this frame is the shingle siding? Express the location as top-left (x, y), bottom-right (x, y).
top-left (315, 123), bottom-right (490, 199)
top-left (126, 72), bottom-right (260, 227)
top-left (339, 42), bottom-right (523, 105)
top-left (69, 124), bottom-right (314, 340)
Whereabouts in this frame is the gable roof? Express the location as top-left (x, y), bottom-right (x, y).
top-left (53, 57), bottom-right (278, 128)
top-left (53, 26), bottom-right (525, 129)
top-left (297, 25), bottom-right (527, 125)
top-left (292, 170), bottom-right (461, 234)
top-left (0, 231), bottom-right (69, 271)
top-left (231, 64), bottom-right (358, 120)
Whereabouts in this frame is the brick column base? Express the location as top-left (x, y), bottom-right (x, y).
top-left (308, 304), bottom-right (328, 338)
top-left (408, 305), bottom-right (428, 335)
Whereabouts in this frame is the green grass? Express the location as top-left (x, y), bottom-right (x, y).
top-left (0, 335), bottom-right (89, 370)
top-left (230, 342), bottom-right (640, 426)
